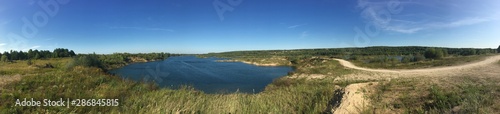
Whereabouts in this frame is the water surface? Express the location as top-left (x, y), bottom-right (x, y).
top-left (110, 56), bottom-right (293, 93)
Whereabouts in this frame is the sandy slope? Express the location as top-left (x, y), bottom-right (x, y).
top-left (332, 55), bottom-right (500, 114)
top-left (333, 82), bottom-right (377, 114)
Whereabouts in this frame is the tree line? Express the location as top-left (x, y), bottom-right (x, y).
top-left (67, 52), bottom-right (182, 70)
top-left (205, 46), bottom-right (497, 58)
top-left (1, 48), bottom-right (76, 62)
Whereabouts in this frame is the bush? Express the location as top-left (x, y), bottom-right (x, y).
top-left (460, 49), bottom-right (476, 56)
top-left (66, 55), bottom-right (104, 70)
top-left (27, 59), bottom-right (33, 65)
top-left (424, 48), bottom-right (444, 59)
top-left (401, 56), bottom-right (412, 63)
top-left (413, 53), bottom-right (426, 62)
top-left (1, 55), bottom-right (8, 62)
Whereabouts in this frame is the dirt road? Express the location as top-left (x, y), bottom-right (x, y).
top-left (332, 55), bottom-right (500, 81)
top-left (331, 55), bottom-right (500, 114)
top-left (333, 55), bottom-right (500, 74)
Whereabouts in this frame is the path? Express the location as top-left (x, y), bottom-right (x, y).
top-left (332, 55), bottom-right (500, 114)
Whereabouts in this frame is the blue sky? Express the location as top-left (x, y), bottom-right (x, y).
top-left (0, 0), bottom-right (499, 54)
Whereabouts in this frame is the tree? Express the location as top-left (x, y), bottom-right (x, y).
top-left (442, 49), bottom-right (448, 57)
top-left (10, 50), bottom-right (18, 60)
top-left (18, 51), bottom-right (27, 60)
top-left (1, 55), bottom-right (8, 62)
top-left (401, 56), bottom-right (412, 63)
top-left (424, 48), bottom-right (444, 59)
top-left (460, 48), bottom-right (476, 56)
top-left (497, 45), bottom-right (500, 53)
top-left (34, 53), bottom-right (41, 59)
top-left (413, 53), bottom-right (426, 62)
top-left (28, 49), bottom-right (34, 59)
top-left (69, 50), bottom-right (76, 57)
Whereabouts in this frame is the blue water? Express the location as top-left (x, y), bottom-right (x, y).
top-left (109, 56), bottom-right (294, 94)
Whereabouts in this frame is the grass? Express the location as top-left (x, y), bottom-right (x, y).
top-left (0, 60), bottom-right (155, 113)
top-left (291, 57), bottom-right (352, 76)
top-left (0, 56), bottom-right (345, 113)
top-left (351, 54), bottom-right (491, 69)
top-left (124, 78), bottom-right (337, 113)
top-left (0, 58), bottom-right (69, 76)
top-left (367, 76), bottom-right (500, 113)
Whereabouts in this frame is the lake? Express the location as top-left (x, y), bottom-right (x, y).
top-left (109, 56), bottom-right (294, 94)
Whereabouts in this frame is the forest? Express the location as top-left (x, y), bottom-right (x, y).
top-left (0, 48), bottom-right (182, 71)
top-left (204, 46), bottom-right (497, 58)
top-left (1, 48), bottom-right (76, 62)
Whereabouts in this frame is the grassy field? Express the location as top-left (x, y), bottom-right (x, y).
top-left (350, 55), bottom-right (492, 69)
top-left (365, 76), bottom-right (500, 113)
top-left (0, 57), bottom-right (347, 113)
top-left (1, 53), bottom-right (497, 113)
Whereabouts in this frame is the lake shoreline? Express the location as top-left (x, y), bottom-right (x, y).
top-left (110, 56), bottom-right (294, 94)
top-left (215, 59), bottom-right (282, 66)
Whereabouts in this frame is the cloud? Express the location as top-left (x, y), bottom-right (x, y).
top-left (109, 26), bottom-right (174, 32)
top-left (288, 24), bottom-right (307, 29)
top-left (384, 27), bottom-right (423, 34)
top-left (30, 46), bottom-right (40, 49)
top-left (388, 17), bottom-right (493, 33)
top-left (300, 31), bottom-right (308, 39)
top-left (356, 0), bottom-right (497, 34)
top-left (432, 17), bottom-right (491, 28)
top-left (0, 43), bottom-right (6, 46)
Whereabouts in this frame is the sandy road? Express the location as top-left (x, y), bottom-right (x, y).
top-left (333, 55), bottom-right (500, 74)
top-left (332, 55), bottom-right (500, 114)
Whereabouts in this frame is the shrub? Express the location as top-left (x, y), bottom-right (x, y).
top-left (413, 53), bottom-right (426, 62)
top-left (401, 56), bottom-right (412, 63)
top-left (27, 59), bottom-right (33, 65)
top-left (424, 48), bottom-right (444, 59)
top-left (1, 55), bottom-right (8, 62)
top-left (66, 55), bottom-right (104, 70)
top-left (460, 49), bottom-right (477, 56)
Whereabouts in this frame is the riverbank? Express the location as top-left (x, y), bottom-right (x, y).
top-left (215, 59), bottom-right (281, 66)
top-left (214, 56), bottom-right (292, 67)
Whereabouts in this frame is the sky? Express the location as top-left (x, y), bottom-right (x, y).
top-left (0, 0), bottom-right (499, 54)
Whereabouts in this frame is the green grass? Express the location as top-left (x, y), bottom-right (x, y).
top-left (351, 55), bottom-right (491, 69)
top-left (0, 56), bottom-right (344, 113)
top-left (0, 66), bottom-right (155, 113)
top-left (124, 78), bottom-right (337, 113)
top-left (0, 58), bottom-right (69, 75)
top-left (291, 57), bottom-right (352, 76)
top-left (367, 76), bottom-right (500, 113)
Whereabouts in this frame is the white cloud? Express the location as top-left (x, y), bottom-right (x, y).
top-left (30, 46), bottom-right (40, 49)
top-left (109, 26), bottom-right (174, 32)
top-left (300, 31), bottom-right (308, 39)
top-left (0, 43), bottom-right (6, 46)
top-left (433, 17), bottom-right (491, 28)
top-left (384, 27), bottom-right (423, 34)
top-left (356, 0), bottom-right (497, 34)
top-left (288, 24), bottom-right (307, 29)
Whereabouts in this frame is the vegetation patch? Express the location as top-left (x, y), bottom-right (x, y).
top-left (368, 77), bottom-right (500, 113)
top-left (351, 55), bottom-right (490, 69)
top-left (125, 78), bottom-right (337, 113)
